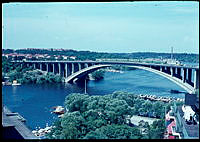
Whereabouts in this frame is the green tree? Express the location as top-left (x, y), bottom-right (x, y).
top-left (148, 119), bottom-right (165, 139)
top-left (91, 70), bottom-right (105, 80)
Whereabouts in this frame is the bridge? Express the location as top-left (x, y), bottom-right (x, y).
top-left (13, 60), bottom-right (199, 94)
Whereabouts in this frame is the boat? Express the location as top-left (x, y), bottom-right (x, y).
top-left (52, 106), bottom-right (65, 114)
top-left (12, 80), bottom-right (21, 86)
top-left (3, 82), bottom-right (12, 86)
top-left (12, 83), bottom-right (21, 86)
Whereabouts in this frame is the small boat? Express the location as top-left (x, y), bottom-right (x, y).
top-left (12, 80), bottom-right (21, 86)
top-left (52, 106), bottom-right (65, 114)
top-left (12, 83), bottom-right (21, 86)
top-left (4, 82), bottom-right (12, 86)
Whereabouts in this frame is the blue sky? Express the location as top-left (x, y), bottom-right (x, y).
top-left (2, 2), bottom-right (199, 53)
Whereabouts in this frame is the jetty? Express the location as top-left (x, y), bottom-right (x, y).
top-left (2, 106), bottom-right (37, 139)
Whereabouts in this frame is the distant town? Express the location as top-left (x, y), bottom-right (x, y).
top-left (2, 48), bottom-right (199, 66)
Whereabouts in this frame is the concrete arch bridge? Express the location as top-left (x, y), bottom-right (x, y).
top-left (13, 60), bottom-right (199, 95)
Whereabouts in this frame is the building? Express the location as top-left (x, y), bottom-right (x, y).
top-left (165, 92), bottom-right (199, 139)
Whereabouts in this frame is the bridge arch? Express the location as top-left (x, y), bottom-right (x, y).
top-left (66, 64), bottom-right (196, 94)
top-left (65, 64), bottom-right (112, 83)
top-left (126, 65), bottom-right (195, 94)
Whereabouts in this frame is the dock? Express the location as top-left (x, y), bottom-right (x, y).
top-left (2, 106), bottom-right (38, 139)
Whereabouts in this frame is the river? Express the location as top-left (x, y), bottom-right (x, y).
top-left (2, 69), bottom-right (187, 130)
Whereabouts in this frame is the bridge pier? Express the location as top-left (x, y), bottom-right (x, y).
top-left (73, 63), bottom-right (79, 73)
top-left (176, 68), bottom-right (182, 79)
top-left (40, 64), bottom-right (42, 71)
top-left (182, 68), bottom-right (187, 83)
top-left (85, 63), bottom-right (88, 68)
top-left (58, 63), bottom-right (61, 75)
top-left (46, 63), bottom-right (48, 72)
top-left (166, 67), bottom-right (171, 75)
top-left (78, 63), bottom-right (81, 71)
top-left (71, 63), bottom-right (75, 74)
top-left (33, 63), bottom-right (36, 70)
top-left (170, 67), bottom-right (173, 77)
top-left (161, 66), bottom-right (165, 72)
top-left (194, 69), bottom-right (199, 90)
top-left (186, 69), bottom-right (193, 86)
top-left (65, 63), bottom-right (68, 78)
top-left (52, 64), bottom-right (55, 74)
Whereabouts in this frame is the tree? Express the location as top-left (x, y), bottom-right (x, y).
top-left (87, 124), bottom-right (142, 139)
top-left (83, 130), bottom-right (108, 139)
top-left (64, 93), bottom-right (90, 113)
top-left (47, 92), bottom-right (170, 139)
top-left (91, 70), bottom-right (105, 80)
top-left (148, 119), bottom-right (165, 139)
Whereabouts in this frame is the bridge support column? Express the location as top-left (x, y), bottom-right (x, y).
top-left (53, 64), bottom-right (55, 74)
top-left (65, 64), bottom-right (68, 78)
top-left (78, 63), bottom-right (81, 71)
top-left (40, 64), bottom-right (42, 71)
top-left (72, 63), bottom-right (75, 74)
top-left (194, 69), bottom-right (199, 90)
top-left (46, 64), bottom-right (49, 72)
top-left (33, 63), bottom-right (36, 69)
top-left (166, 67), bottom-right (171, 75)
top-left (182, 68), bottom-right (186, 83)
top-left (85, 63), bottom-right (88, 68)
top-left (187, 69), bottom-right (192, 83)
top-left (170, 67), bottom-right (173, 77)
top-left (173, 67), bottom-right (176, 76)
top-left (58, 63), bottom-right (61, 75)
top-left (177, 68), bottom-right (181, 78)
top-left (161, 66), bottom-right (165, 72)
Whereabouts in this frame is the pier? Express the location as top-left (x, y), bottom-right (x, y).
top-left (2, 106), bottom-right (37, 139)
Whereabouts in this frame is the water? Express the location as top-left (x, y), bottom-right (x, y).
top-left (2, 69), bottom-right (186, 130)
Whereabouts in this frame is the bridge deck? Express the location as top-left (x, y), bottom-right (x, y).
top-left (12, 60), bottom-right (199, 69)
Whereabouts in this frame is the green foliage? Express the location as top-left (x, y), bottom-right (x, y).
top-left (2, 56), bottom-right (14, 73)
top-left (84, 124), bottom-right (142, 139)
top-left (48, 91), bottom-right (170, 139)
top-left (2, 56), bottom-right (63, 84)
top-left (91, 70), bottom-right (105, 80)
top-left (148, 119), bottom-right (165, 139)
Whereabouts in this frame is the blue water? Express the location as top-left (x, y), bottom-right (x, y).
top-left (2, 69), bottom-right (186, 130)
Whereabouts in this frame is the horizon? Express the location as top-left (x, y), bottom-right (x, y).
top-left (2, 2), bottom-right (199, 54)
top-left (2, 48), bottom-right (199, 55)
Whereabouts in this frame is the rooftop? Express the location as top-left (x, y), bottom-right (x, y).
top-left (177, 105), bottom-right (199, 138)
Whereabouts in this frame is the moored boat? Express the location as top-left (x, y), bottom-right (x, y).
top-left (52, 106), bottom-right (65, 114)
top-left (12, 80), bottom-right (21, 86)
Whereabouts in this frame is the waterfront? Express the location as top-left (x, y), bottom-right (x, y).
top-left (2, 69), bottom-right (186, 130)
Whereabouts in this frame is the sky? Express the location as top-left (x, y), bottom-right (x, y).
top-left (2, 1), bottom-right (199, 54)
